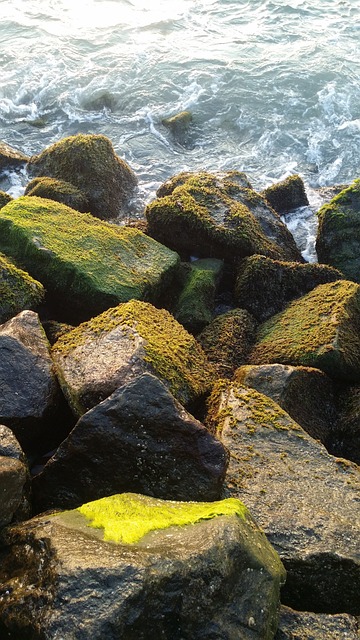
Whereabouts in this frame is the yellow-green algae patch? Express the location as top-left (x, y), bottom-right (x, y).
top-left (72, 493), bottom-right (248, 544)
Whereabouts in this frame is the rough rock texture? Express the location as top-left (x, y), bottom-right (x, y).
top-left (275, 606), bottom-right (360, 640)
top-left (316, 179), bottom-right (360, 282)
top-left (197, 309), bottom-right (257, 379)
top-left (262, 175), bottom-right (309, 214)
top-left (0, 425), bottom-right (30, 526)
top-left (52, 299), bottom-right (214, 416)
top-left (0, 196), bottom-right (179, 323)
top-left (207, 381), bottom-right (360, 614)
top-left (0, 141), bottom-right (28, 173)
top-left (32, 373), bottom-right (229, 512)
top-left (335, 385), bottom-right (360, 466)
top-left (0, 493), bottom-right (285, 640)
top-left (234, 364), bottom-right (338, 446)
top-left (0, 311), bottom-right (64, 453)
top-left (172, 258), bottom-right (223, 334)
top-left (28, 133), bottom-right (137, 219)
top-left (146, 172), bottom-right (302, 262)
top-left (0, 252), bottom-right (45, 324)
top-left (235, 254), bottom-right (343, 322)
top-left (0, 191), bottom-right (12, 209)
top-left (250, 280), bottom-right (360, 382)
top-left (156, 170), bottom-right (253, 198)
top-left (25, 176), bottom-right (90, 212)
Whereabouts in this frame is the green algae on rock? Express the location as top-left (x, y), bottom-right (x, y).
top-left (28, 133), bottom-right (137, 219)
top-left (250, 280), bottom-right (360, 381)
top-left (316, 178), bottom-right (360, 282)
top-left (0, 190), bottom-right (12, 209)
top-left (262, 175), bottom-right (309, 214)
top-left (0, 196), bottom-right (179, 322)
top-left (0, 252), bottom-right (44, 323)
top-left (52, 299), bottom-right (214, 414)
top-left (70, 493), bottom-right (248, 544)
top-left (25, 176), bottom-right (89, 212)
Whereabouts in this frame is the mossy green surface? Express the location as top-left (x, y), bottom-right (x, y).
top-left (52, 299), bottom-right (214, 403)
top-left (72, 493), bottom-right (248, 544)
top-left (250, 280), bottom-right (360, 381)
top-left (0, 251), bottom-right (44, 322)
top-left (25, 176), bottom-right (89, 212)
top-left (262, 175), bottom-right (309, 213)
top-left (0, 197), bottom-right (179, 321)
top-left (173, 258), bottom-right (223, 333)
top-left (0, 190), bottom-right (12, 210)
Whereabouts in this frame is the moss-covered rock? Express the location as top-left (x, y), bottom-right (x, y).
top-left (0, 141), bottom-right (28, 173)
top-left (162, 110), bottom-right (193, 145)
top-left (0, 252), bottom-right (44, 323)
top-left (262, 175), bottom-right (309, 214)
top-left (0, 190), bottom-right (12, 209)
top-left (28, 134), bottom-right (137, 220)
top-left (52, 299), bottom-right (214, 415)
top-left (172, 258), bottom-right (223, 333)
top-left (156, 169), bottom-right (253, 198)
top-left (235, 254), bottom-right (344, 322)
top-left (146, 172), bottom-right (301, 262)
top-left (197, 308), bottom-right (257, 379)
top-left (24, 176), bottom-right (89, 212)
top-left (316, 179), bottom-right (360, 282)
top-left (250, 280), bottom-right (360, 381)
top-left (0, 196), bottom-right (179, 322)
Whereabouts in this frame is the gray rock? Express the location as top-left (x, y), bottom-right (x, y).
top-left (0, 492), bottom-right (286, 640)
top-left (0, 140), bottom-right (28, 173)
top-left (275, 606), bottom-right (360, 639)
top-left (0, 426), bottom-right (30, 528)
top-left (32, 373), bottom-right (229, 512)
top-left (207, 381), bottom-right (360, 614)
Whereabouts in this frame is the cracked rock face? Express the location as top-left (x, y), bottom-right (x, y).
top-left (207, 381), bottom-right (360, 615)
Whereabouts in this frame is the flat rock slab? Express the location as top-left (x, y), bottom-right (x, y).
top-left (275, 606), bottom-right (360, 640)
top-left (52, 299), bottom-right (214, 415)
top-left (250, 280), bottom-right (360, 382)
top-left (207, 381), bottom-right (360, 614)
top-left (32, 373), bottom-right (229, 511)
top-left (0, 493), bottom-right (285, 640)
top-left (0, 196), bottom-right (179, 322)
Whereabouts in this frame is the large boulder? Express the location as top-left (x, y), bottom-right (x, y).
top-left (0, 252), bottom-right (45, 324)
top-left (262, 175), bottom-right (309, 215)
top-left (316, 179), bottom-right (360, 282)
top-left (25, 176), bottom-right (90, 212)
top-left (0, 493), bottom-right (285, 640)
top-left (0, 311), bottom-right (65, 454)
top-left (235, 254), bottom-right (343, 322)
top-left (146, 172), bottom-right (302, 262)
top-left (234, 364), bottom-right (338, 446)
top-left (207, 381), bottom-right (360, 614)
top-left (156, 170), bottom-right (253, 198)
top-left (32, 373), bottom-right (229, 511)
top-left (0, 196), bottom-right (179, 322)
top-left (0, 425), bottom-right (30, 528)
top-left (275, 606), bottom-right (360, 640)
top-left (52, 299), bottom-right (214, 416)
top-left (197, 309), bottom-right (257, 379)
top-left (0, 140), bottom-right (28, 173)
top-left (28, 134), bottom-right (137, 219)
top-left (250, 280), bottom-right (360, 382)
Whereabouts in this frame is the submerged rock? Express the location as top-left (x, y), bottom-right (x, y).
top-left (162, 110), bottom-right (193, 145)
top-left (250, 280), bottom-right (360, 382)
top-left (207, 381), bottom-right (360, 614)
top-left (52, 299), bottom-right (214, 416)
top-left (0, 196), bottom-right (179, 322)
top-left (32, 373), bottom-right (229, 511)
top-left (25, 176), bottom-right (90, 212)
top-left (0, 252), bottom-right (44, 324)
top-left (28, 133), bottom-right (137, 219)
top-left (0, 493), bottom-right (285, 640)
top-left (235, 254), bottom-right (343, 322)
top-left (262, 175), bottom-right (309, 214)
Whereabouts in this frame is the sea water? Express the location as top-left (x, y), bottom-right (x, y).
top-left (1, 0), bottom-right (359, 260)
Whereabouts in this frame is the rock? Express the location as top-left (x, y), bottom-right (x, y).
top-left (0, 493), bottom-right (286, 640)
top-left (25, 176), bottom-right (90, 212)
top-left (52, 299), bottom-right (214, 416)
top-left (206, 381), bottom-right (360, 614)
top-left (0, 310), bottom-right (64, 454)
top-left (235, 254), bottom-right (344, 322)
top-left (0, 141), bottom-right (28, 173)
top-left (156, 170), bottom-right (253, 198)
top-left (0, 196), bottom-right (179, 323)
top-left (162, 110), bottom-right (193, 145)
top-left (28, 133), bottom-right (137, 220)
top-left (234, 364), bottom-right (338, 446)
top-left (0, 191), bottom-right (12, 209)
top-left (172, 258), bottom-right (224, 334)
top-left (146, 172), bottom-right (302, 262)
top-left (0, 425), bottom-right (30, 525)
top-left (250, 280), bottom-right (360, 382)
top-left (0, 252), bottom-right (45, 324)
top-left (197, 309), bottom-right (257, 379)
top-left (262, 175), bottom-right (309, 214)
top-left (275, 606), bottom-right (360, 640)
top-left (316, 179), bottom-right (360, 282)
top-left (335, 385), bottom-right (360, 466)
top-left (32, 373), bottom-right (229, 511)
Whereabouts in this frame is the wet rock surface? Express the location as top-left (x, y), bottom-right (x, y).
top-left (275, 606), bottom-right (359, 640)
